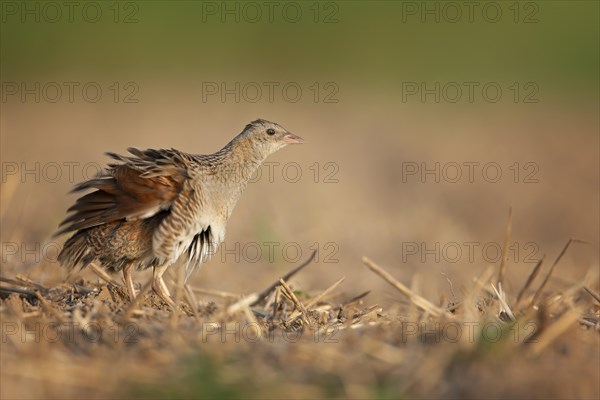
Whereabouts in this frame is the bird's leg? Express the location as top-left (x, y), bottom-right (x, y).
top-left (123, 263), bottom-right (136, 301)
top-left (152, 264), bottom-right (176, 309)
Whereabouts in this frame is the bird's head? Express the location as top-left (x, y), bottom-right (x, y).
top-left (238, 119), bottom-right (304, 157)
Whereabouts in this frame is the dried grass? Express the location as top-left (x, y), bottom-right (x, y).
top-left (1, 225), bottom-right (598, 399)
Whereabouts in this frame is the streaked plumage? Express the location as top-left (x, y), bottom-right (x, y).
top-left (56, 119), bottom-right (303, 306)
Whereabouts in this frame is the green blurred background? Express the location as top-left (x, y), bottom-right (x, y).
top-left (2, 1), bottom-right (598, 89)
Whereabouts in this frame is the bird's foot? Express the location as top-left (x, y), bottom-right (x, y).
top-left (151, 277), bottom-right (177, 310)
top-left (123, 266), bottom-right (137, 302)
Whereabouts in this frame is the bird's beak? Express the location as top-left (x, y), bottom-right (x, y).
top-left (283, 132), bottom-right (304, 144)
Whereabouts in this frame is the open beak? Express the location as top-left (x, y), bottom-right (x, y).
top-left (283, 132), bottom-right (304, 144)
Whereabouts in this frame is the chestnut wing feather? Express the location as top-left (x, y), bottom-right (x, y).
top-left (56, 148), bottom-right (191, 236)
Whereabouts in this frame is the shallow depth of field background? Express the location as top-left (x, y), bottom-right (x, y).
top-left (1, 1), bottom-right (599, 398)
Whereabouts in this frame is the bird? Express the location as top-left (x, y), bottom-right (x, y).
top-left (55, 119), bottom-right (304, 307)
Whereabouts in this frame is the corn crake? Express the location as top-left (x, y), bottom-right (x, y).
top-left (56, 119), bottom-right (304, 308)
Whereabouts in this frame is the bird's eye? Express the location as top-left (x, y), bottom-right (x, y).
top-left (266, 128), bottom-right (276, 136)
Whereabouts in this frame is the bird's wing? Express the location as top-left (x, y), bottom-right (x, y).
top-left (151, 176), bottom-right (211, 264)
top-left (56, 148), bottom-right (191, 236)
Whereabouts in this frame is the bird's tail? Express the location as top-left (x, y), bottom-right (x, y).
top-left (57, 232), bottom-right (94, 270)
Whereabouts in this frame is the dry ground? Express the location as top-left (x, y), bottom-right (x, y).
top-left (1, 241), bottom-right (599, 399)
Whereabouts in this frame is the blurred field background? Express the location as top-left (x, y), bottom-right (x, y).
top-left (1, 1), bottom-right (599, 399)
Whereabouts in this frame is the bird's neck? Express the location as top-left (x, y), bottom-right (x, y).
top-left (217, 135), bottom-right (268, 184)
